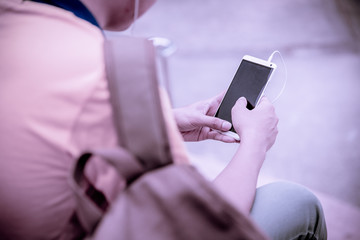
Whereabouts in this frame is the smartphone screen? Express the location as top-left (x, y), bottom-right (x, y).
top-left (215, 58), bottom-right (274, 132)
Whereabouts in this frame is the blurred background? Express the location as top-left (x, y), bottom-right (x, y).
top-left (127, 0), bottom-right (360, 239)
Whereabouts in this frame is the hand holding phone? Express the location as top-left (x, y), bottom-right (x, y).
top-left (231, 96), bottom-right (278, 150)
top-left (215, 55), bottom-right (277, 140)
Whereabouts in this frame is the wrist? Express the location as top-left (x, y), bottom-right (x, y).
top-left (240, 131), bottom-right (266, 148)
top-left (172, 108), bottom-right (185, 129)
top-left (236, 133), bottom-right (267, 165)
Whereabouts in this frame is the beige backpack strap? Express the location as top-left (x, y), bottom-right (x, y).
top-left (104, 36), bottom-right (173, 171)
top-left (71, 35), bottom-right (175, 234)
top-left (71, 148), bottom-right (143, 233)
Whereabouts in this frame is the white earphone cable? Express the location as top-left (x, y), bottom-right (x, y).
top-left (268, 50), bottom-right (288, 104)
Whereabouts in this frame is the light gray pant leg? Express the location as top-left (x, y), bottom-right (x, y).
top-left (250, 181), bottom-right (327, 240)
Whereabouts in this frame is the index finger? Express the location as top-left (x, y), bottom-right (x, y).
top-left (213, 91), bottom-right (226, 105)
top-left (207, 91), bottom-right (226, 116)
top-left (256, 96), bottom-right (275, 112)
top-left (257, 96), bottom-right (271, 105)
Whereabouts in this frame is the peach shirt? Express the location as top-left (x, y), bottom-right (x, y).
top-left (0, 0), bottom-right (190, 239)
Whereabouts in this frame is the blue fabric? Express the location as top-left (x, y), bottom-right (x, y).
top-left (30, 0), bottom-right (101, 29)
top-left (251, 181), bottom-right (327, 240)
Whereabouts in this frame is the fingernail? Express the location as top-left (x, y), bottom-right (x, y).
top-left (222, 121), bottom-right (232, 130)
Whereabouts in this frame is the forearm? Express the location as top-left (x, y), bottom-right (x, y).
top-left (213, 138), bottom-right (266, 215)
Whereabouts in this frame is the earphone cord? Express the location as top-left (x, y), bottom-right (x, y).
top-left (267, 50), bottom-right (288, 104)
top-left (130, 0), bottom-right (140, 35)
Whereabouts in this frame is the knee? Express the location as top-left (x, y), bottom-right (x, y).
top-left (262, 181), bottom-right (322, 212)
top-left (252, 181), bottom-right (327, 240)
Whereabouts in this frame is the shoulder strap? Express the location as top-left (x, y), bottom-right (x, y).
top-left (104, 35), bottom-right (173, 172)
top-left (71, 36), bottom-right (175, 234)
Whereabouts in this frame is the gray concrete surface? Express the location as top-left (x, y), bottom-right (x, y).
top-left (131, 0), bottom-right (360, 239)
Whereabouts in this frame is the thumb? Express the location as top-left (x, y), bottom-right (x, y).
top-left (236, 97), bottom-right (247, 108)
top-left (232, 97), bottom-right (248, 115)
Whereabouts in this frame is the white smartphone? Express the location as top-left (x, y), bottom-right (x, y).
top-left (215, 55), bottom-right (277, 140)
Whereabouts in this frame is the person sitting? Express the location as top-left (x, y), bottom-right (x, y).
top-left (0, 0), bottom-right (327, 239)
